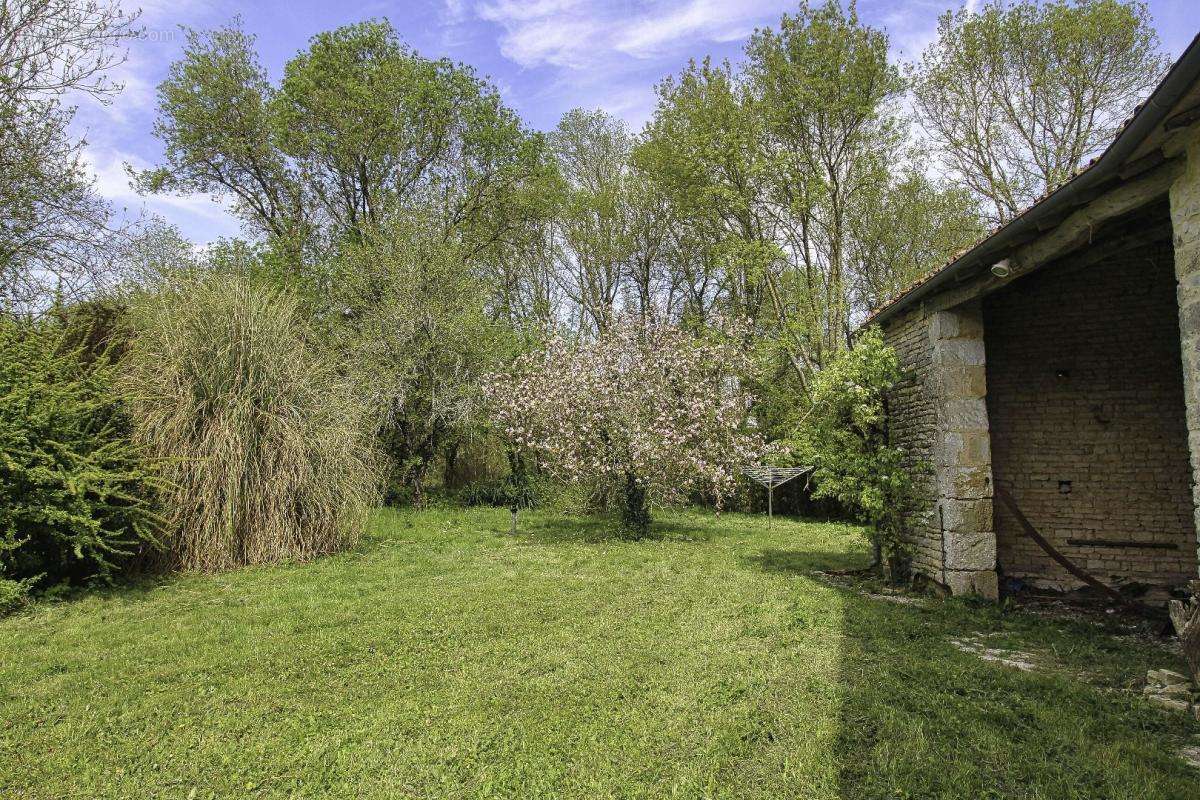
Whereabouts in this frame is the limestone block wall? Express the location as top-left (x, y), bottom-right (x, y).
top-left (1172, 133), bottom-right (1200, 577)
top-left (929, 303), bottom-right (997, 598)
top-left (984, 239), bottom-right (1196, 589)
top-left (882, 302), bottom-right (998, 598)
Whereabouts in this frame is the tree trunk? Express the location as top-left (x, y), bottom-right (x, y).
top-left (620, 473), bottom-right (651, 538)
top-left (443, 439), bottom-right (461, 490)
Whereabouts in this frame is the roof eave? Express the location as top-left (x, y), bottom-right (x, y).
top-left (867, 33), bottom-right (1200, 329)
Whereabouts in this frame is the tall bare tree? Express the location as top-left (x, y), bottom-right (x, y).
top-left (0, 0), bottom-right (140, 309)
top-left (910, 0), bottom-right (1169, 225)
top-left (547, 108), bottom-right (673, 331)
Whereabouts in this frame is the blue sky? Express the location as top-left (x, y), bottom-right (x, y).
top-left (77, 0), bottom-right (1200, 245)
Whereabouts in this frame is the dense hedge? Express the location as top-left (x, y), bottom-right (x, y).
top-left (0, 315), bottom-right (161, 603)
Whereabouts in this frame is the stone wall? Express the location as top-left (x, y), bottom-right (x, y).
top-left (881, 233), bottom-right (1197, 594)
top-left (1171, 132), bottom-right (1200, 576)
top-left (882, 305), bottom-right (942, 579)
top-left (984, 238), bottom-right (1196, 589)
top-left (876, 125), bottom-right (1200, 597)
top-left (930, 304), bottom-right (997, 597)
top-left (882, 302), bottom-right (998, 598)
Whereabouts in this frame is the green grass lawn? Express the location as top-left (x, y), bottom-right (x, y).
top-left (1, 508), bottom-right (1197, 799)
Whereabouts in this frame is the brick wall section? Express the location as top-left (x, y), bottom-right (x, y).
top-left (983, 239), bottom-right (1196, 589)
top-left (882, 305), bottom-right (943, 579)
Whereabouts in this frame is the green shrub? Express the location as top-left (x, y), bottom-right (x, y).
top-left (790, 327), bottom-right (927, 577)
top-left (459, 476), bottom-right (541, 511)
top-left (122, 276), bottom-right (382, 571)
top-left (0, 577), bottom-right (29, 616)
top-left (0, 316), bottom-right (162, 592)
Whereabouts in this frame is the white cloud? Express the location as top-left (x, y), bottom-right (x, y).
top-left (467, 0), bottom-right (793, 130)
top-left (477, 0), bottom-right (597, 68)
top-left (443, 0), bottom-right (468, 23)
top-left (474, 0), bottom-right (785, 70)
top-left (616, 0), bottom-right (774, 58)
top-left (490, 15), bottom-right (600, 68)
top-left (479, 0), bottom-right (580, 25)
top-left (464, 0), bottom-right (1002, 138)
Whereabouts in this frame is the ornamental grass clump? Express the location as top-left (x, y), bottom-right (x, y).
top-left (123, 277), bottom-right (381, 571)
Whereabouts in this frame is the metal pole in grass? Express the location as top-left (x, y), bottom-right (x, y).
top-left (742, 466), bottom-right (813, 530)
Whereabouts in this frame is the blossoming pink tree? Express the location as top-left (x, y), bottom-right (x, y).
top-left (485, 316), bottom-right (763, 536)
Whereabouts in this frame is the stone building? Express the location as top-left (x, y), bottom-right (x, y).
top-left (869, 35), bottom-right (1200, 600)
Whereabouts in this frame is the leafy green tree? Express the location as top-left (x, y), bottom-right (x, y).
top-left (637, 1), bottom-right (982, 447)
top-left (636, 57), bottom-right (769, 333)
top-left (547, 109), bottom-right (673, 330)
top-left (746, 0), bottom-right (906, 367)
top-left (136, 19), bottom-right (558, 502)
top-left (111, 219), bottom-right (201, 289)
top-left (547, 109), bottom-right (629, 330)
top-left (274, 22), bottom-right (549, 255)
top-left (324, 215), bottom-right (510, 503)
top-left (135, 24), bottom-right (305, 253)
top-left (638, 2), bottom-right (979, 406)
top-left (137, 19), bottom-right (551, 263)
top-left (910, 0), bottom-right (1169, 224)
top-left (847, 169), bottom-right (984, 312)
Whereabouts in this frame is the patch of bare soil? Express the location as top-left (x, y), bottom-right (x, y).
top-left (1005, 584), bottom-right (1181, 658)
